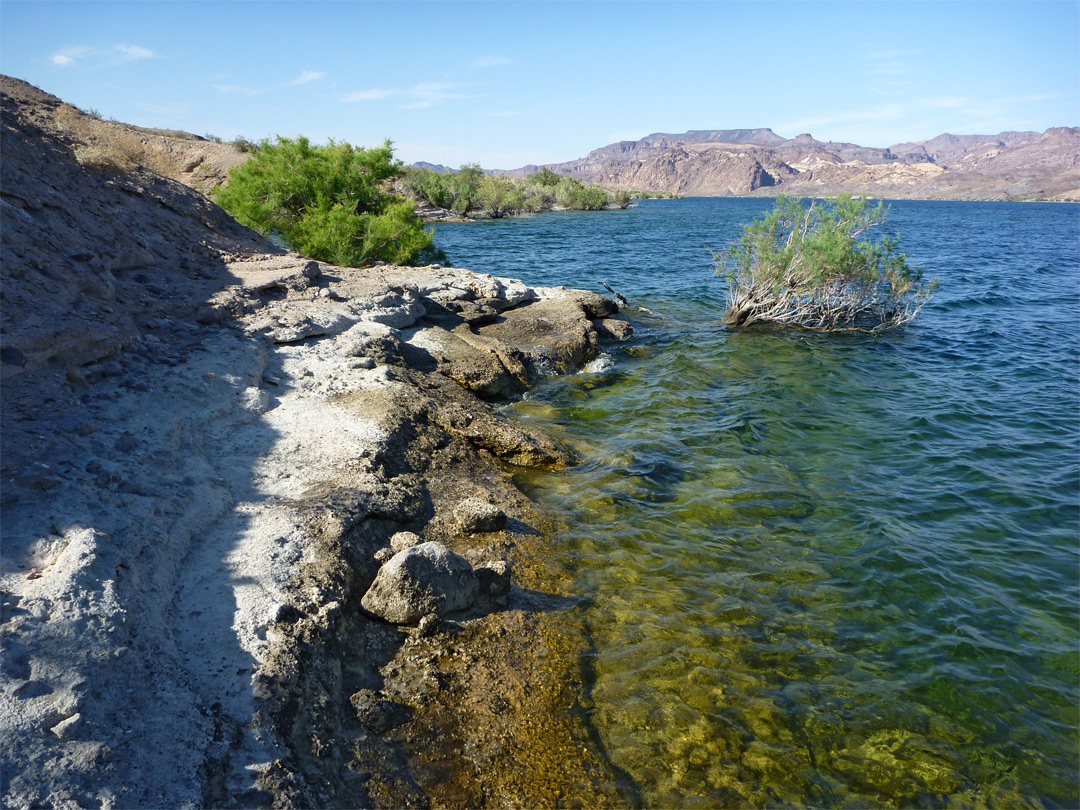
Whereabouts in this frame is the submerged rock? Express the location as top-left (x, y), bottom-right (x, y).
top-left (361, 541), bottom-right (479, 625)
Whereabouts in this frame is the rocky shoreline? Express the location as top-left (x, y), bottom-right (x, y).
top-left (2, 254), bottom-right (639, 809)
top-left (1, 77), bottom-right (638, 808)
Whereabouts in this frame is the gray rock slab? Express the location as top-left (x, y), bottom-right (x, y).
top-left (360, 542), bottom-right (479, 625)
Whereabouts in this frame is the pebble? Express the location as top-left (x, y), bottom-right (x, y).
top-left (389, 531), bottom-right (422, 553)
top-left (240, 387), bottom-right (271, 415)
top-left (114, 433), bottom-right (139, 452)
top-left (49, 713), bottom-right (82, 740)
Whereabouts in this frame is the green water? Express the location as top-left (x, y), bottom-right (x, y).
top-left (437, 199), bottom-right (1080, 807)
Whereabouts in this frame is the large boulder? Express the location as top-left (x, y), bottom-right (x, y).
top-left (361, 541), bottom-right (479, 625)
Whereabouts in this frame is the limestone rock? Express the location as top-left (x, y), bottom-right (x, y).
top-left (357, 287), bottom-right (426, 328)
top-left (339, 322), bottom-right (404, 365)
top-left (49, 712), bottom-right (82, 740)
top-left (595, 318), bottom-right (634, 341)
top-left (389, 531), bottom-right (422, 553)
top-left (360, 541), bottom-right (479, 625)
top-left (452, 498), bottom-right (507, 535)
top-left (240, 386), bottom-right (270, 415)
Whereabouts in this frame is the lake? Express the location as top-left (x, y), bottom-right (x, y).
top-left (433, 198), bottom-right (1079, 808)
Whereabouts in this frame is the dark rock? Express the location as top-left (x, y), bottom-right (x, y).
top-left (349, 689), bottom-right (411, 733)
top-left (195, 303), bottom-right (230, 325)
top-left (360, 541), bottom-right (479, 625)
top-left (341, 326), bottom-right (405, 365)
top-left (475, 561), bottom-right (512, 599)
top-left (1, 346), bottom-right (26, 367)
top-left (114, 433), bottom-right (139, 452)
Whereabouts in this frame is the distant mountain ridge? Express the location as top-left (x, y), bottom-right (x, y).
top-left (497, 127), bottom-right (1079, 201)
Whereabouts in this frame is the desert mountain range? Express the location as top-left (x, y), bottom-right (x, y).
top-left (499, 126), bottom-right (1079, 201)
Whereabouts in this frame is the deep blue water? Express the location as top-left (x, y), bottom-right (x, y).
top-left (432, 199), bottom-right (1080, 808)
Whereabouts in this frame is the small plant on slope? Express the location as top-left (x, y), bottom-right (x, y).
top-left (716, 194), bottom-right (935, 333)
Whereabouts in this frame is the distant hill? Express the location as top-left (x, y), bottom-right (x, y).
top-left (411, 161), bottom-right (454, 174)
top-left (499, 127), bottom-right (1080, 201)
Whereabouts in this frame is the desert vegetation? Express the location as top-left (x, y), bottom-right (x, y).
top-left (716, 194), bottom-right (935, 332)
top-left (213, 136), bottom-right (439, 266)
top-left (49, 103), bottom-right (173, 174)
top-left (402, 164), bottom-right (633, 217)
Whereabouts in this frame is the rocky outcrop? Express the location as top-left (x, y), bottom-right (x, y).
top-left (505, 126), bottom-right (1080, 201)
top-left (1, 76), bottom-right (635, 809)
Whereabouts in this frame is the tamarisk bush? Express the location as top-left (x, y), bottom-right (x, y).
top-left (716, 194), bottom-right (935, 332)
top-left (213, 136), bottom-right (438, 266)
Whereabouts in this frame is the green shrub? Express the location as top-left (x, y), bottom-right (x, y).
top-left (478, 175), bottom-right (524, 217)
top-left (402, 164), bottom-right (625, 216)
top-left (232, 136), bottom-right (260, 154)
top-left (534, 166), bottom-right (563, 187)
top-left (555, 177), bottom-right (609, 210)
top-left (715, 194), bottom-right (935, 332)
top-left (213, 135), bottom-right (435, 266)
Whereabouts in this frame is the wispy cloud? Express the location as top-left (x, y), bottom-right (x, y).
top-left (922, 96), bottom-right (970, 110)
top-left (214, 70), bottom-right (327, 96)
top-left (51, 44), bottom-right (149, 68)
top-left (401, 82), bottom-right (471, 109)
top-left (136, 100), bottom-right (191, 120)
top-left (213, 84), bottom-right (263, 97)
top-left (865, 49), bottom-right (919, 61)
top-left (777, 104), bottom-right (906, 136)
top-left (290, 70), bottom-right (324, 86)
top-left (340, 81), bottom-right (474, 109)
top-left (341, 88), bottom-right (399, 102)
top-left (469, 55), bottom-right (512, 69)
top-left (116, 44), bottom-right (155, 61)
top-left (865, 49), bottom-right (919, 78)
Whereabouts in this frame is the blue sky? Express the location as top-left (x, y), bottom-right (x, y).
top-left (2, 1), bottom-right (1076, 168)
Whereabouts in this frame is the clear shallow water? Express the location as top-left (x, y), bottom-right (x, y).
top-left (433, 199), bottom-right (1080, 807)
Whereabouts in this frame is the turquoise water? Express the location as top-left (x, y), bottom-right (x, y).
top-left (433, 199), bottom-right (1080, 807)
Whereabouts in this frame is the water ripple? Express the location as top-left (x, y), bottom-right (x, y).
top-left (441, 199), bottom-right (1080, 808)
